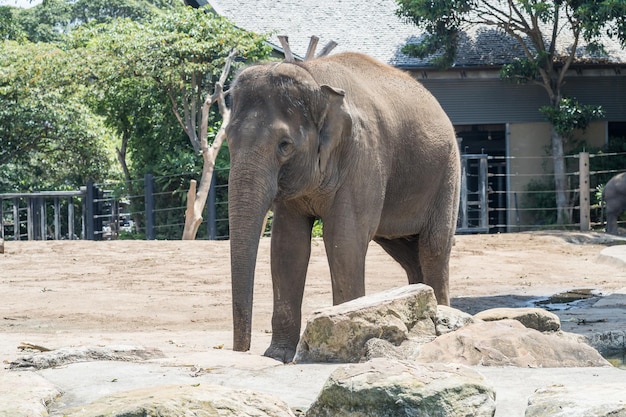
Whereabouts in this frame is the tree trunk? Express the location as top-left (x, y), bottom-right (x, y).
top-left (181, 125), bottom-right (226, 240)
top-left (550, 125), bottom-right (570, 225)
top-left (180, 50), bottom-right (237, 240)
top-left (116, 132), bottom-right (143, 234)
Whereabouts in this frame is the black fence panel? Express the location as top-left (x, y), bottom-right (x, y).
top-left (4, 151), bottom-right (626, 241)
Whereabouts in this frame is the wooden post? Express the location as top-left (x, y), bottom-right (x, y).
top-left (317, 40), bottom-right (338, 58)
top-left (277, 35), bottom-right (295, 62)
top-left (579, 152), bottom-right (590, 231)
top-left (304, 36), bottom-right (319, 61)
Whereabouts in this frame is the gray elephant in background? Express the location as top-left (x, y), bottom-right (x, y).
top-left (226, 51), bottom-right (461, 363)
top-left (603, 172), bottom-right (626, 234)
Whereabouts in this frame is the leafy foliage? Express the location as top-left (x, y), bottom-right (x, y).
top-left (522, 177), bottom-right (557, 226)
top-left (1, 0), bottom-right (271, 239)
top-left (65, 5), bottom-right (271, 238)
top-left (0, 40), bottom-right (115, 192)
top-left (540, 98), bottom-right (604, 137)
top-left (396, 0), bottom-right (474, 68)
top-left (0, 6), bottom-right (27, 41)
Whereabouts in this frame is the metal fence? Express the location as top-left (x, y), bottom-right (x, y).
top-left (2, 152), bottom-right (626, 241)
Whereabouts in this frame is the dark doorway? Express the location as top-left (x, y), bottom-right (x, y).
top-left (456, 124), bottom-right (507, 233)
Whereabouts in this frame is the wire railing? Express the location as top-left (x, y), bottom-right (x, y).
top-left (2, 151), bottom-right (626, 240)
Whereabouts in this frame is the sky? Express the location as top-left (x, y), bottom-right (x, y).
top-left (0, 0), bottom-right (42, 7)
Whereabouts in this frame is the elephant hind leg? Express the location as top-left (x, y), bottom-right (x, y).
top-left (375, 235), bottom-right (451, 305)
top-left (374, 237), bottom-right (423, 285)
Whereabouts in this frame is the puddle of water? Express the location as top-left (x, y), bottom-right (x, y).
top-left (533, 289), bottom-right (626, 368)
top-left (604, 352), bottom-right (626, 369)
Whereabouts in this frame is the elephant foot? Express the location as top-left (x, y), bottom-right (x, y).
top-left (264, 344), bottom-right (296, 363)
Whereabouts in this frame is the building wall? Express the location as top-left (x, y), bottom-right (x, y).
top-left (507, 122), bottom-right (552, 230)
top-left (413, 70), bottom-right (619, 230)
top-left (418, 75), bottom-right (626, 125)
top-left (507, 120), bottom-right (607, 230)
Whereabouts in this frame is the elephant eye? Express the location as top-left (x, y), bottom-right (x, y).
top-left (278, 138), bottom-right (294, 157)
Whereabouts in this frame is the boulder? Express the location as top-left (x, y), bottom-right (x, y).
top-left (363, 337), bottom-right (406, 361)
top-left (0, 371), bottom-right (62, 417)
top-left (525, 384), bottom-right (626, 417)
top-left (413, 319), bottom-right (610, 367)
top-left (436, 305), bottom-right (477, 335)
top-left (60, 383), bottom-right (296, 417)
top-left (294, 284), bottom-right (437, 363)
top-left (474, 307), bottom-right (561, 332)
top-left (305, 358), bottom-right (496, 417)
top-left (363, 337), bottom-right (425, 361)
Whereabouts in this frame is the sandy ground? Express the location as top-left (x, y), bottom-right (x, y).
top-left (2, 231), bottom-right (626, 368)
top-left (2, 231), bottom-right (626, 416)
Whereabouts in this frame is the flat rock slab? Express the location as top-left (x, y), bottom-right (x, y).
top-left (413, 319), bottom-right (610, 367)
top-left (475, 367), bottom-right (626, 417)
top-left (525, 383), bottom-right (626, 417)
top-left (10, 345), bottom-right (165, 370)
top-left (474, 307), bottom-right (561, 332)
top-left (59, 383), bottom-right (296, 417)
top-left (305, 358), bottom-right (496, 417)
top-left (0, 371), bottom-right (62, 417)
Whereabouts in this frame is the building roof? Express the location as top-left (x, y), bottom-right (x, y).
top-left (207, 0), bottom-right (626, 68)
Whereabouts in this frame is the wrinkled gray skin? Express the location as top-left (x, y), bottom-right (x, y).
top-left (226, 52), bottom-right (460, 363)
top-left (603, 172), bottom-right (626, 234)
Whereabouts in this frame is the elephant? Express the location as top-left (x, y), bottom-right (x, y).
top-left (603, 172), bottom-right (626, 234)
top-left (226, 51), bottom-right (461, 363)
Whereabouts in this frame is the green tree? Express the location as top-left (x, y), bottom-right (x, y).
top-left (396, 0), bottom-right (626, 225)
top-left (0, 6), bottom-right (27, 41)
top-left (2, 0), bottom-right (180, 43)
top-left (68, 5), bottom-right (272, 238)
top-left (0, 40), bottom-right (115, 191)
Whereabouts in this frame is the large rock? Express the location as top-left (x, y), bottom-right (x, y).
top-left (474, 307), bottom-right (561, 332)
top-left (436, 305), bottom-right (477, 335)
top-left (59, 383), bottom-right (296, 417)
top-left (525, 384), bottom-right (626, 417)
top-left (413, 319), bottom-right (610, 367)
top-left (305, 358), bottom-right (496, 417)
top-left (0, 371), bottom-right (62, 417)
top-left (294, 284), bottom-right (437, 363)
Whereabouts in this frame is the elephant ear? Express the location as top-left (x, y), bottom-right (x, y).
top-left (318, 84), bottom-right (352, 174)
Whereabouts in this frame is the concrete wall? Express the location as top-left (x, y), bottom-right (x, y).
top-left (506, 120), bottom-right (607, 230)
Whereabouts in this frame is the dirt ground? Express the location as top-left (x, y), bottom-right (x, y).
top-left (1, 231), bottom-right (626, 366)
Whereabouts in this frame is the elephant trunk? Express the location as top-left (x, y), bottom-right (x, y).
top-left (229, 164), bottom-right (276, 352)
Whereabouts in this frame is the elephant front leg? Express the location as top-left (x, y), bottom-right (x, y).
top-left (323, 214), bottom-right (371, 305)
top-left (265, 204), bottom-right (313, 363)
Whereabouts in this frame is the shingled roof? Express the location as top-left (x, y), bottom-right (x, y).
top-left (207, 0), bottom-right (626, 68)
